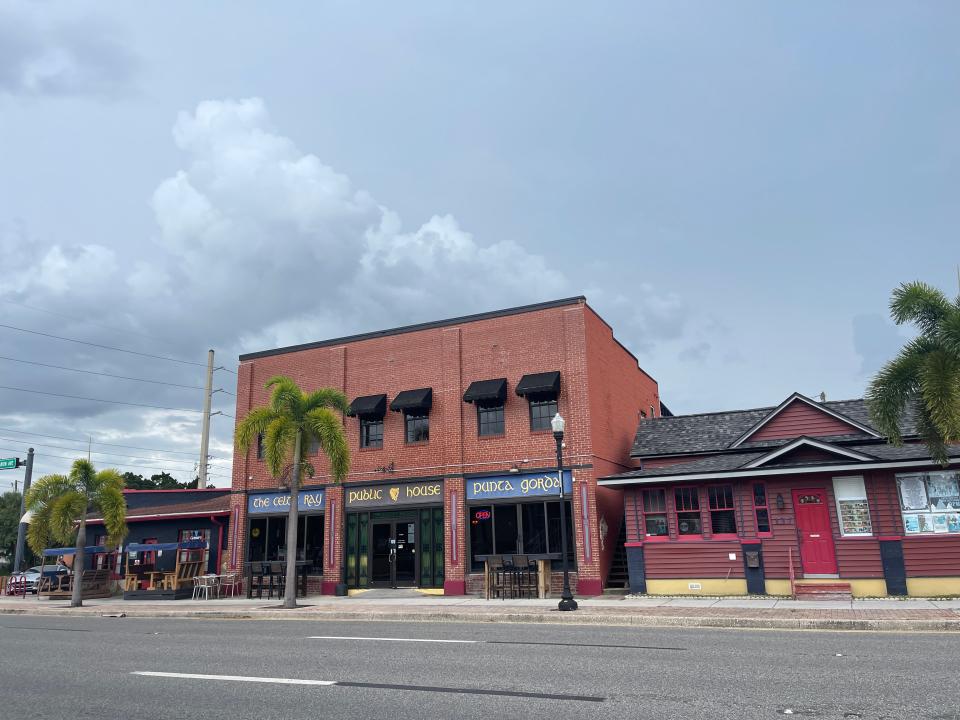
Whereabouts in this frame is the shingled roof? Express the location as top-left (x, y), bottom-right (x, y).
top-left (631, 396), bottom-right (919, 458)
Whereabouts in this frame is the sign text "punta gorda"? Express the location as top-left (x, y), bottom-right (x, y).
top-left (466, 470), bottom-right (573, 501)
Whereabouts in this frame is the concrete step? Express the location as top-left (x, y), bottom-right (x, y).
top-left (794, 582), bottom-right (853, 601)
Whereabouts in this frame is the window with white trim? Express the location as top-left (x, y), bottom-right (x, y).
top-left (896, 471), bottom-right (960, 535)
top-left (833, 476), bottom-right (872, 536)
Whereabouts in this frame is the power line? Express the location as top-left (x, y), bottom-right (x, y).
top-left (0, 355), bottom-right (206, 390)
top-left (0, 436), bottom-right (204, 468)
top-left (0, 384), bottom-right (202, 413)
top-left (0, 298), bottom-right (176, 346)
top-left (0, 323), bottom-right (206, 367)
top-left (0, 426), bottom-right (205, 457)
top-left (0, 446), bottom-right (200, 477)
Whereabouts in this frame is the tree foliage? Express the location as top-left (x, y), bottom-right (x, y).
top-left (25, 460), bottom-right (128, 555)
top-left (867, 281), bottom-right (960, 465)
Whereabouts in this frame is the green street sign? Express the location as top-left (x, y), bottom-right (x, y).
top-left (0, 458), bottom-right (18, 470)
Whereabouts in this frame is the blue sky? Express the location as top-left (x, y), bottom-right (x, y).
top-left (0, 1), bottom-right (957, 484)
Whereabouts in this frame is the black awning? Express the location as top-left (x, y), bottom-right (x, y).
top-left (515, 371), bottom-right (561, 397)
top-left (347, 394), bottom-right (387, 418)
top-left (389, 387), bottom-right (433, 413)
top-left (462, 378), bottom-right (507, 404)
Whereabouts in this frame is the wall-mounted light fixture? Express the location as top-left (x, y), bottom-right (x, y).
top-left (776, 494), bottom-right (785, 510)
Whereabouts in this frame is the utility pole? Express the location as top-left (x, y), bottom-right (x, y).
top-left (198, 349), bottom-right (214, 488)
top-left (13, 448), bottom-right (35, 574)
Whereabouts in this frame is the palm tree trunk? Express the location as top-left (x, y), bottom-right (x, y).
top-left (71, 510), bottom-right (87, 608)
top-left (283, 431), bottom-right (302, 609)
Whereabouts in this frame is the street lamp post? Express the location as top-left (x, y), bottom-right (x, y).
top-left (551, 413), bottom-right (577, 611)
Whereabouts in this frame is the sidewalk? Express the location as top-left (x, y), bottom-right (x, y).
top-left (3, 592), bottom-right (960, 631)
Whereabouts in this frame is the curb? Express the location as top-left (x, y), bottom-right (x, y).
top-left (2, 606), bottom-right (959, 632)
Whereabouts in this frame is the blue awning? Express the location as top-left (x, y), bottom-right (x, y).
top-left (42, 546), bottom-right (107, 557)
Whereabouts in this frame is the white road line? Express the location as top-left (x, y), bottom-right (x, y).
top-left (132, 671), bottom-right (336, 686)
top-left (307, 636), bottom-right (479, 643)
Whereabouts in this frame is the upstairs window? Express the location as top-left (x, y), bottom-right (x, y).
top-left (477, 402), bottom-right (505, 436)
top-left (529, 394), bottom-right (558, 432)
top-left (256, 433), bottom-right (264, 460)
top-left (306, 435), bottom-right (320, 454)
top-left (405, 412), bottom-right (429, 444)
top-left (360, 417), bottom-right (384, 449)
top-left (674, 487), bottom-right (702, 536)
top-left (708, 485), bottom-right (737, 535)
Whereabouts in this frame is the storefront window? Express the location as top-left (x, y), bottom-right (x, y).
top-left (674, 487), bottom-right (702, 536)
top-left (897, 471), bottom-right (960, 535)
top-left (707, 485), bottom-right (737, 536)
top-left (177, 529), bottom-right (211, 569)
top-left (248, 515), bottom-right (324, 569)
top-left (469, 501), bottom-right (575, 571)
top-left (641, 489), bottom-right (668, 537)
top-left (753, 483), bottom-right (771, 534)
top-left (833, 476), bottom-right (872, 536)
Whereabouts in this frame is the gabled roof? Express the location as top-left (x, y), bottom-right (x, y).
top-left (630, 396), bottom-right (917, 458)
top-left (601, 441), bottom-right (960, 486)
top-left (729, 393), bottom-right (880, 448)
top-left (741, 437), bottom-right (875, 469)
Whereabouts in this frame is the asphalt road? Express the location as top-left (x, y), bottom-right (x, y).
top-left (0, 615), bottom-right (957, 719)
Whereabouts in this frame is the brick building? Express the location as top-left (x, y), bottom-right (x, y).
top-left (227, 296), bottom-right (659, 595)
top-left (600, 392), bottom-right (960, 598)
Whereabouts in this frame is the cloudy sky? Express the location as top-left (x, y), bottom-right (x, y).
top-left (1, 1), bottom-right (957, 489)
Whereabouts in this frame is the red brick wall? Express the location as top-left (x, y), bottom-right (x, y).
top-left (227, 298), bottom-right (658, 595)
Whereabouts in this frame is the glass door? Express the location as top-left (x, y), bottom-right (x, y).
top-left (370, 522), bottom-right (393, 586)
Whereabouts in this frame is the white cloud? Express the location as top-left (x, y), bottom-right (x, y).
top-left (0, 2), bottom-right (136, 98)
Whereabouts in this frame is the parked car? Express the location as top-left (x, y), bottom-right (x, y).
top-left (6, 565), bottom-right (71, 594)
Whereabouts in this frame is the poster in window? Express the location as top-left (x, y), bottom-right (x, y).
top-left (898, 476), bottom-right (929, 511)
top-left (903, 514), bottom-right (921, 534)
top-left (838, 500), bottom-right (872, 535)
top-left (933, 514), bottom-right (950, 533)
top-left (927, 473), bottom-right (960, 511)
top-left (916, 513), bottom-right (935, 533)
top-left (948, 514), bottom-right (960, 533)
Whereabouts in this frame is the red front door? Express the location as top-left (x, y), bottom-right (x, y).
top-left (792, 489), bottom-right (837, 575)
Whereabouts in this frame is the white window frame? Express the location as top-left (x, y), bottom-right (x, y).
top-left (833, 476), bottom-right (873, 537)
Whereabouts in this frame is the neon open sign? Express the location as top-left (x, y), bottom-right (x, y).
top-left (473, 510), bottom-right (491, 520)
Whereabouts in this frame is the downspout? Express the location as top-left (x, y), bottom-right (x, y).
top-left (210, 515), bottom-right (225, 574)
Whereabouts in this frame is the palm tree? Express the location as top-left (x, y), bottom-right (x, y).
top-left (867, 281), bottom-right (960, 465)
top-left (236, 376), bottom-right (350, 608)
top-left (25, 459), bottom-right (127, 607)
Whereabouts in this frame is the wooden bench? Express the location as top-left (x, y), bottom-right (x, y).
top-left (39, 568), bottom-right (113, 599)
top-left (163, 560), bottom-right (203, 591)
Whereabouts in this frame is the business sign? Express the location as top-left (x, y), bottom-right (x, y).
top-left (346, 480), bottom-right (444, 508)
top-left (0, 458), bottom-right (19, 470)
top-left (466, 470), bottom-right (572, 501)
top-left (247, 489), bottom-right (325, 515)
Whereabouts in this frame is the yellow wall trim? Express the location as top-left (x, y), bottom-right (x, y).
top-left (906, 578), bottom-right (960, 597)
top-left (646, 579), bottom-right (748, 596)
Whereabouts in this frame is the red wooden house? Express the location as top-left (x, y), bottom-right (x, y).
top-left (599, 392), bottom-right (960, 598)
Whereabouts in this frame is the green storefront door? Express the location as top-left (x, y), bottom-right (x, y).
top-left (346, 508), bottom-right (443, 589)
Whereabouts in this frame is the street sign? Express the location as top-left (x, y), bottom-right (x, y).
top-left (0, 458), bottom-right (19, 470)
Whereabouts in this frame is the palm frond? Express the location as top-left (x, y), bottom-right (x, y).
top-left (266, 375), bottom-right (305, 420)
top-left (912, 398), bottom-right (950, 467)
top-left (304, 388), bottom-right (349, 414)
top-left (890, 281), bottom-right (951, 334)
top-left (866, 339), bottom-right (928, 444)
top-left (305, 406), bottom-right (350, 483)
top-left (918, 349), bottom-right (960, 443)
top-left (49, 491), bottom-right (86, 545)
top-left (235, 406), bottom-right (281, 452)
top-left (264, 416), bottom-right (297, 478)
top-left (940, 305), bottom-right (960, 357)
top-left (69, 458), bottom-right (97, 495)
top-left (25, 474), bottom-right (72, 554)
top-left (94, 472), bottom-right (128, 548)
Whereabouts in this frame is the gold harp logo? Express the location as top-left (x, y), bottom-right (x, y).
top-left (389, 487), bottom-right (400, 502)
